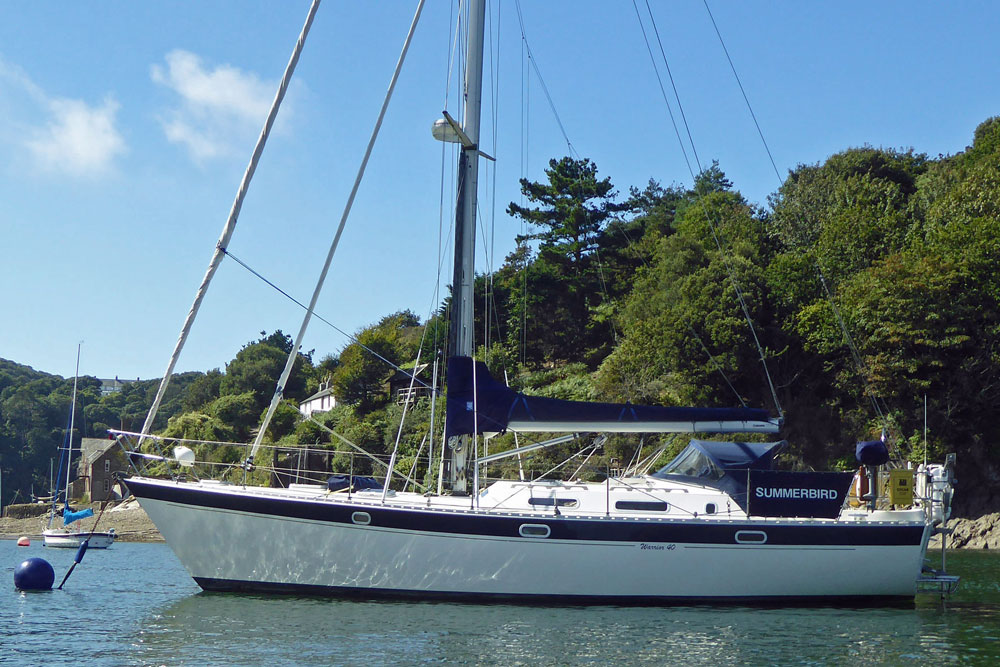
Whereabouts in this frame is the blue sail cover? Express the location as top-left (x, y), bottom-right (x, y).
top-left (63, 507), bottom-right (94, 526)
top-left (326, 475), bottom-right (381, 492)
top-left (444, 357), bottom-right (777, 440)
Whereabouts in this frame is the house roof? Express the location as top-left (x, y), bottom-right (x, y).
top-left (301, 385), bottom-right (336, 404)
top-left (390, 363), bottom-right (429, 383)
top-left (81, 437), bottom-right (118, 465)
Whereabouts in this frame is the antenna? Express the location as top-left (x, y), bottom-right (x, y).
top-left (923, 394), bottom-right (928, 467)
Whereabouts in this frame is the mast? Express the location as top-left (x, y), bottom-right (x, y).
top-left (64, 343), bottom-right (81, 517)
top-left (442, 0), bottom-right (487, 494)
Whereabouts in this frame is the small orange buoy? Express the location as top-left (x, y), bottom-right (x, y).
top-left (17, 536), bottom-right (31, 547)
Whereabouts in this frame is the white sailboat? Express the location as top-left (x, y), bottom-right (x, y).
top-left (43, 344), bottom-right (116, 549)
top-left (121, 1), bottom-right (956, 602)
top-left (42, 530), bottom-right (115, 550)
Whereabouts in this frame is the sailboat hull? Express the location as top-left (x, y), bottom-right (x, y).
top-left (42, 529), bottom-right (116, 549)
top-left (128, 477), bottom-right (929, 603)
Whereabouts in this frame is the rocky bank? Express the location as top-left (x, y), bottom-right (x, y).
top-left (928, 513), bottom-right (1000, 550)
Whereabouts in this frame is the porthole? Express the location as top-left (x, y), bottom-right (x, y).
top-left (519, 523), bottom-right (551, 538)
top-left (705, 503), bottom-right (716, 515)
top-left (351, 512), bottom-right (371, 526)
top-left (734, 530), bottom-right (767, 544)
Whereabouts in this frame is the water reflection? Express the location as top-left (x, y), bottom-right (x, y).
top-left (132, 592), bottom-right (1000, 665)
top-left (4, 542), bottom-right (997, 665)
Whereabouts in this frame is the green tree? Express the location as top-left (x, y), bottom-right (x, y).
top-left (207, 391), bottom-right (259, 441)
top-left (220, 331), bottom-right (312, 413)
top-left (182, 369), bottom-right (223, 412)
top-left (768, 147), bottom-right (928, 285)
top-left (332, 312), bottom-right (421, 413)
top-left (597, 185), bottom-right (777, 413)
top-left (506, 157), bottom-right (632, 366)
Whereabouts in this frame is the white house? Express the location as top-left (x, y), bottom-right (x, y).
top-left (299, 381), bottom-right (337, 417)
top-left (99, 377), bottom-right (134, 396)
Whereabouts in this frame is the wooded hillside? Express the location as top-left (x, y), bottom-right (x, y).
top-left (3, 117), bottom-right (998, 514)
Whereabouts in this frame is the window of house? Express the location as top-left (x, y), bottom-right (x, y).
top-left (103, 479), bottom-right (110, 494)
top-left (105, 459), bottom-right (111, 473)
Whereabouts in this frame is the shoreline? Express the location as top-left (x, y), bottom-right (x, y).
top-left (0, 498), bottom-right (163, 543)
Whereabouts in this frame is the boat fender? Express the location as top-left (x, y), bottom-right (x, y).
top-left (55, 539), bottom-right (90, 590)
top-left (852, 467), bottom-right (869, 500)
top-left (14, 557), bottom-right (54, 591)
top-left (73, 539), bottom-right (90, 564)
top-left (173, 446), bottom-right (195, 467)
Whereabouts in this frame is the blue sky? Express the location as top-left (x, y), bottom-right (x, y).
top-left (1, 1), bottom-right (997, 380)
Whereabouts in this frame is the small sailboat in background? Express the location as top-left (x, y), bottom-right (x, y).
top-left (43, 343), bottom-right (115, 549)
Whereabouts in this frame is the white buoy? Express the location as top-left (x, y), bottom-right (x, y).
top-left (173, 446), bottom-right (195, 467)
top-left (17, 536), bottom-right (30, 547)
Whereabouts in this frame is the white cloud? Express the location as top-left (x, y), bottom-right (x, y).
top-left (0, 56), bottom-right (127, 177)
top-left (0, 57), bottom-right (46, 102)
top-left (26, 97), bottom-right (126, 176)
top-left (161, 116), bottom-right (224, 161)
top-left (151, 50), bottom-right (276, 161)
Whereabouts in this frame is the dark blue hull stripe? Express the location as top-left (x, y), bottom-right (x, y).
top-left (193, 576), bottom-right (914, 606)
top-left (126, 478), bottom-right (925, 547)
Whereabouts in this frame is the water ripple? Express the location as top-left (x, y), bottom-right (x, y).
top-left (2, 543), bottom-right (998, 665)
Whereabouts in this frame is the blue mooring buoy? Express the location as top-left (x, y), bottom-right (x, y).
top-left (14, 557), bottom-right (55, 591)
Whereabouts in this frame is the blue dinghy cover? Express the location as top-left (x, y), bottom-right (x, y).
top-left (856, 440), bottom-right (890, 466)
top-left (326, 475), bottom-right (381, 492)
top-left (444, 356), bottom-right (774, 440)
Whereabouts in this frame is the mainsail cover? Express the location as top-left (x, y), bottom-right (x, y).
top-left (445, 357), bottom-right (780, 440)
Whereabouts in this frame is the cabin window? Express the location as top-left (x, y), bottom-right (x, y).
top-left (653, 446), bottom-right (724, 481)
top-left (527, 497), bottom-right (578, 508)
top-left (705, 503), bottom-right (716, 515)
top-left (351, 512), bottom-right (371, 526)
top-left (615, 500), bottom-right (669, 512)
top-left (519, 524), bottom-right (551, 538)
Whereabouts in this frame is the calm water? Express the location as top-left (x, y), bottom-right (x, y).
top-left (2, 541), bottom-right (998, 665)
